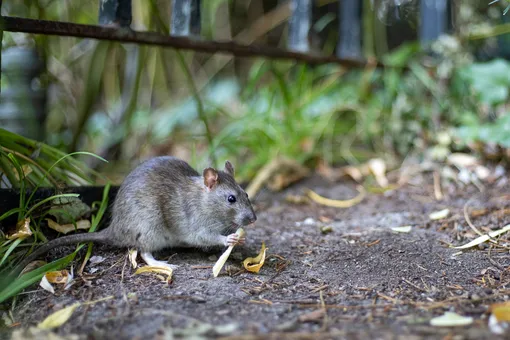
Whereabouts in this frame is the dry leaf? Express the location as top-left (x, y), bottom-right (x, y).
top-left (391, 226), bottom-right (412, 233)
top-left (39, 275), bottom-right (55, 294)
top-left (429, 209), bottom-right (450, 220)
top-left (213, 228), bottom-right (245, 277)
top-left (128, 249), bottom-right (138, 269)
top-left (368, 158), bottom-right (389, 187)
top-left (46, 219), bottom-right (91, 234)
top-left (37, 303), bottom-right (81, 330)
top-left (489, 302), bottom-right (510, 334)
top-left (7, 218), bottom-right (32, 240)
top-left (453, 224), bottom-right (510, 249)
top-left (243, 242), bottom-right (267, 273)
top-left (430, 312), bottom-right (473, 327)
top-left (45, 270), bottom-right (69, 284)
top-left (306, 186), bottom-right (365, 208)
top-left (134, 266), bottom-right (173, 281)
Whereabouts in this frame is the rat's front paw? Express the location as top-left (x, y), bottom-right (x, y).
top-left (225, 233), bottom-right (245, 247)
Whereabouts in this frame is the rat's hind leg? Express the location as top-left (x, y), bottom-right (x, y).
top-left (140, 252), bottom-right (179, 270)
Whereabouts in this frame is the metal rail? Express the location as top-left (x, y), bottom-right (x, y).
top-left (1, 16), bottom-right (375, 68)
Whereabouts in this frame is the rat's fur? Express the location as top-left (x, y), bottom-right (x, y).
top-left (14, 156), bottom-right (256, 271)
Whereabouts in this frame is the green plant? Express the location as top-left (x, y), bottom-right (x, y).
top-left (0, 131), bottom-right (109, 303)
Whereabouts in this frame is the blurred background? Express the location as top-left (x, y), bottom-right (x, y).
top-left (1, 0), bottom-right (509, 185)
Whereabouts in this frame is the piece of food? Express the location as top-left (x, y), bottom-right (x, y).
top-left (212, 228), bottom-right (245, 277)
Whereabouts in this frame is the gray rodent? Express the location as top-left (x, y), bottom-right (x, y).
top-left (17, 156), bottom-right (257, 270)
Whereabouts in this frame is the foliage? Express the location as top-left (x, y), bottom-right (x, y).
top-left (0, 133), bottom-right (110, 304)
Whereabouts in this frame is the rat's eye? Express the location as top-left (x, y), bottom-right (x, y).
top-left (227, 195), bottom-right (236, 203)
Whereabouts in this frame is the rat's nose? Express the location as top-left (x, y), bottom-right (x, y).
top-left (243, 212), bottom-right (257, 225)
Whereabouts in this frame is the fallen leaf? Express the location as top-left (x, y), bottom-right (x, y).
top-left (453, 224), bottom-right (510, 249)
top-left (213, 228), bottom-right (245, 277)
top-left (39, 275), bottom-right (55, 294)
top-left (134, 266), bottom-right (173, 281)
top-left (489, 302), bottom-right (510, 335)
top-left (45, 270), bottom-right (69, 284)
top-left (7, 218), bottom-right (32, 240)
top-left (368, 158), bottom-right (389, 187)
top-left (429, 209), bottom-right (450, 220)
top-left (298, 309), bottom-right (326, 323)
top-left (128, 249), bottom-right (138, 268)
top-left (391, 226), bottom-right (412, 233)
top-left (430, 312), bottom-right (473, 327)
top-left (37, 303), bottom-right (81, 330)
top-left (306, 186), bottom-right (365, 208)
top-left (491, 301), bottom-right (510, 321)
top-left (46, 219), bottom-right (91, 234)
top-left (243, 242), bottom-right (267, 273)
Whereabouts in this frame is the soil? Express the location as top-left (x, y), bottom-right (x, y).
top-left (4, 172), bottom-right (510, 340)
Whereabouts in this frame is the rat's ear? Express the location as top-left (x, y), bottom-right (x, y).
top-left (203, 168), bottom-right (218, 190)
top-left (224, 161), bottom-right (235, 177)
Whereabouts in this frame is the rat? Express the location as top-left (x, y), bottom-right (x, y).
top-left (15, 156), bottom-right (257, 271)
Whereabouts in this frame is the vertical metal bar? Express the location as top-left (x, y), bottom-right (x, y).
top-left (99, 0), bottom-right (132, 27)
top-left (419, 0), bottom-right (448, 45)
top-left (0, 0), bottom-right (3, 94)
top-left (288, 0), bottom-right (311, 52)
top-left (337, 0), bottom-right (362, 59)
top-left (171, 0), bottom-right (201, 37)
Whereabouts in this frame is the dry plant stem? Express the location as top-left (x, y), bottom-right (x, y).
top-left (246, 157), bottom-right (309, 198)
top-left (174, 50), bottom-right (217, 167)
top-left (463, 198), bottom-right (493, 240)
top-left (433, 171), bottom-right (443, 201)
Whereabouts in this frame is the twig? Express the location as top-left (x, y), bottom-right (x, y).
top-left (463, 198), bottom-right (484, 237)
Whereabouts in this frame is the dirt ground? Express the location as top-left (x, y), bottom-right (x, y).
top-left (4, 171), bottom-right (510, 340)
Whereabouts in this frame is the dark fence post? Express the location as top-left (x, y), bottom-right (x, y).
top-left (337, 0), bottom-right (362, 59)
top-left (419, 0), bottom-right (448, 45)
top-left (99, 0), bottom-right (132, 27)
top-left (288, 0), bottom-right (311, 52)
top-left (171, 0), bottom-right (201, 37)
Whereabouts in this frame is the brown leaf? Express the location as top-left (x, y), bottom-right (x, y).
top-left (46, 219), bottom-right (91, 234)
top-left (7, 218), bottom-right (32, 240)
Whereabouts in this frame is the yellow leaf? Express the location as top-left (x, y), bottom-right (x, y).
top-left (37, 303), bottom-right (81, 330)
top-left (212, 228), bottom-right (246, 277)
top-left (7, 218), bottom-right (32, 240)
top-left (491, 301), bottom-right (510, 321)
top-left (46, 219), bottom-right (91, 234)
top-left (134, 266), bottom-right (173, 281)
top-left (306, 186), bottom-right (365, 208)
top-left (243, 242), bottom-right (268, 273)
top-left (45, 270), bottom-right (69, 284)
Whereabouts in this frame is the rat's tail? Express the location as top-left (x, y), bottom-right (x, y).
top-left (20, 231), bottom-right (110, 270)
